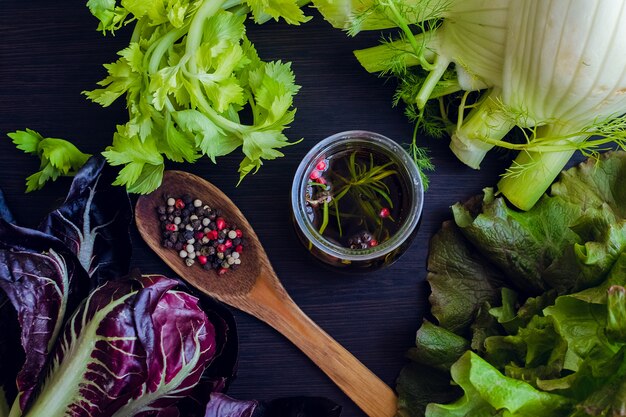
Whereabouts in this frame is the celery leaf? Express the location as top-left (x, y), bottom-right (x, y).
top-left (8, 130), bottom-right (91, 192)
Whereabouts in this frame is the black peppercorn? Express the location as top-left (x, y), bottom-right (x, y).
top-left (159, 215), bottom-right (167, 222)
top-left (166, 206), bottom-right (175, 214)
top-left (157, 206), bottom-right (166, 215)
top-left (232, 238), bottom-right (241, 246)
top-left (174, 242), bottom-right (183, 251)
top-left (183, 230), bottom-right (194, 241)
top-left (182, 194), bottom-right (193, 205)
top-left (167, 215), bottom-right (175, 222)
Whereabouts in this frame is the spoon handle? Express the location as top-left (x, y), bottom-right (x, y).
top-left (240, 270), bottom-right (398, 417)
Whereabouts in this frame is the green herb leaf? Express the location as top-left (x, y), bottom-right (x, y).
top-left (8, 130), bottom-right (91, 192)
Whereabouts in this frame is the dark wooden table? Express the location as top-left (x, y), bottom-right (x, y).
top-left (0, 3), bottom-right (510, 416)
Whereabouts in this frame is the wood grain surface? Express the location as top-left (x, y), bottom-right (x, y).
top-left (0, 2), bottom-right (519, 416)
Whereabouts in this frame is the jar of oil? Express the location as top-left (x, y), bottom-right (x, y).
top-left (291, 131), bottom-right (424, 271)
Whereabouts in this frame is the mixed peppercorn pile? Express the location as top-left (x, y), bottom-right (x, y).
top-left (158, 195), bottom-right (244, 275)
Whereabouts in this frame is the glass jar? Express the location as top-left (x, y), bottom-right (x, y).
top-left (291, 131), bottom-right (424, 272)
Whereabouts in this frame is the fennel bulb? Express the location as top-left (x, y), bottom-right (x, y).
top-left (315, 0), bottom-right (626, 210)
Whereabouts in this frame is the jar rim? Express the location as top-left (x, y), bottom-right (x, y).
top-left (291, 130), bottom-right (424, 261)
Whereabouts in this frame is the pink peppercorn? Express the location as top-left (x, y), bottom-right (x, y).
top-left (216, 217), bottom-right (226, 230)
top-left (309, 170), bottom-right (321, 180)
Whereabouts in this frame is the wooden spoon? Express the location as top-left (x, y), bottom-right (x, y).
top-left (136, 170), bottom-right (397, 417)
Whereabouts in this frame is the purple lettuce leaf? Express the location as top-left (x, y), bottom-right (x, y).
top-left (0, 220), bottom-right (90, 413)
top-left (39, 155), bottom-right (132, 286)
top-left (0, 188), bottom-right (15, 224)
top-left (24, 274), bottom-right (218, 417)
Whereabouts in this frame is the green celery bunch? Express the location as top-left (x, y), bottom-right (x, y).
top-left (84, 0), bottom-right (310, 193)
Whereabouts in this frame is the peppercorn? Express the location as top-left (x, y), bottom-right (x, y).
top-left (159, 195), bottom-right (244, 276)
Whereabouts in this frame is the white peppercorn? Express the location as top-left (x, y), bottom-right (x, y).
top-left (179, 250), bottom-right (188, 258)
top-left (186, 244), bottom-right (194, 253)
top-left (193, 199), bottom-right (202, 207)
top-left (167, 197), bottom-right (176, 206)
top-left (228, 230), bottom-right (237, 239)
top-left (174, 217), bottom-right (181, 225)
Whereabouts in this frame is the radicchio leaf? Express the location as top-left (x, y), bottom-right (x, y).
top-left (24, 274), bottom-right (217, 417)
top-left (0, 220), bottom-right (89, 412)
top-left (39, 155), bottom-right (132, 286)
top-left (202, 393), bottom-right (343, 417)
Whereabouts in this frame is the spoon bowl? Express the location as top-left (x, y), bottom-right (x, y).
top-left (136, 170), bottom-right (397, 417)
